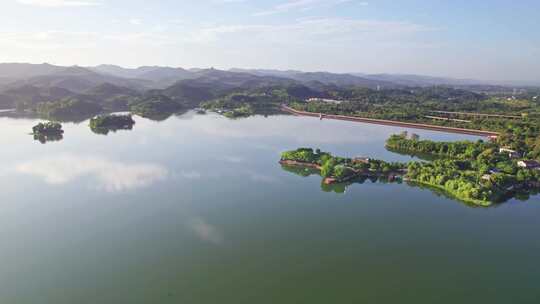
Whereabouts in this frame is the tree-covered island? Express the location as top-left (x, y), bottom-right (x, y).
top-left (201, 93), bottom-right (280, 118)
top-left (280, 147), bottom-right (406, 184)
top-left (89, 114), bottom-right (136, 135)
top-left (129, 95), bottom-right (184, 121)
top-left (31, 122), bottom-right (64, 144)
top-left (281, 133), bottom-right (540, 206)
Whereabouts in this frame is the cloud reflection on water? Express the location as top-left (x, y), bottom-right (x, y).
top-left (179, 170), bottom-right (203, 180)
top-left (191, 115), bottom-right (390, 144)
top-left (183, 113), bottom-right (482, 146)
top-left (186, 217), bottom-right (224, 245)
top-left (16, 154), bottom-right (168, 192)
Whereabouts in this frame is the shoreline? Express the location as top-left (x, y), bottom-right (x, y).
top-left (404, 178), bottom-right (492, 207)
top-left (280, 159), bottom-right (494, 207)
top-left (281, 105), bottom-right (500, 137)
top-left (279, 160), bottom-right (406, 184)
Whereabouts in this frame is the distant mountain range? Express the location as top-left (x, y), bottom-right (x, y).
top-left (228, 68), bottom-right (539, 88)
top-left (0, 64), bottom-right (317, 111)
top-left (1, 62), bottom-right (537, 124)
top-left (0, 63), bottom-right (535, 95)
top-left (0, 64), bottom-right (152, 93)
top-left (352, 73), bottom-right (486, 87)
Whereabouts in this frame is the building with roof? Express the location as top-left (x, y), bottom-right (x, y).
top-left (518, 160), bottom-right (540, 169)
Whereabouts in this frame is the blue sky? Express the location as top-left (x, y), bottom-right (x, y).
top-left (1, 0), bottom-right (539, 81)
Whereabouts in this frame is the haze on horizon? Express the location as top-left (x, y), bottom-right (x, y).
top-left (1, 0), bottom-right (539, 83)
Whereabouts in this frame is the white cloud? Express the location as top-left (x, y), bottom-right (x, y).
top-left (214, 0), bottom-right (247, 3)
top-left (17, 0), bottom-right (102, 7)
top-left (0, 29), bottom-right (175, 52)
top-left (190, 114), bottom-right (387, 144)
top-left (179, 170), bottom-right (202, 179)
top-left (0, 30), bottom-right (100, 50)
top-left (220, 156), bottom-right (244, 163)
top-left (248, 172), bottom-right (279, 183)
top-left (0, 15), bottom-right (439, 76)
top-left (254, 0), bottom-right (364, 16)
top-left (129, 18), bottom-right (142, 26)
top-left (189, 17), bottom-right (430, 45)
top-left (0, 17), bottom-right (429, 49)
top-left (16, 154), bottom-right (168, 192)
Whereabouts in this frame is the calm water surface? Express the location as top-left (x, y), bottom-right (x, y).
top-left (1, 112), bottom-right (539, 303)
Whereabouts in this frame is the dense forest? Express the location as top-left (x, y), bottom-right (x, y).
top-left (89, 114), bottom-right (135, 135)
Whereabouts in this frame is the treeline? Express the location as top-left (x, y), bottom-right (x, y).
top-left (386, 132), bottom-right (494, 159)
top-left (36, 98), bottom-right (103, 120)
top-left (280, 148), bottom-right (405, 181)
top-left (407, 160), bottom-right (496, 206)
top-left (407, 158), bottom-right (540, 206)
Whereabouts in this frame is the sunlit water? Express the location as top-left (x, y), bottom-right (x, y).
top-left (1, 112), bottom-right (539, 303)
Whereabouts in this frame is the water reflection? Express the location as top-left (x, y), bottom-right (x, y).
top-left (137, 112), bottom-right (174, 122)
top-left (135, 109), bottom-right (189, 122)
top-left (0, 110), bottom-right (37, 120)
top-left (280, 164), bottom-right (499, 206)
top-left (281, 161), bottom-right (540, 207)
top-left (33, 133), bottom-right (63, 144)
top-left (281, 164), bottom-right (320, 177)
top-left (186, 217), bottom-right (224, 245)
top-left (247, 171), bottom-right (279, 183)
top-left (16, 154), bottom-right (168, 192)
top-left (188, 113), bottom-right (483, 147)
top-left (220, 156), bottom-right (244, 163)
top-left (179, 171), bottom-right (203, 180)
top-left (192, 115), bottom-right (379, 144)
top-left (49, 114), bottom-right (98, 124)
top-left (1, 110), bottom-right (540, 303)
top-left (281, 164), bottom-right (357, 194)
top-left (90, 124), bottom-right (134, 136)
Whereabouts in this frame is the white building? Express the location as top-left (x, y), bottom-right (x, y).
top-left (499, 147), bottom-right (520, 159)
top-left (518, 160), bottom-right (540, 169)
top-left (306, 98), bottom-right (343, 104)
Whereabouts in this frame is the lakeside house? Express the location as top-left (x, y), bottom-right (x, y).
top-left (499, 147), bottom-right (521, 158)
top-left (352, 157), bottom-right (370, 164)
top-left (482, 168), bottom-right (503, 182)
top-left (518, 160), bottom-right (540, 169)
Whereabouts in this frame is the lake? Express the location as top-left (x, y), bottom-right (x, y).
top-left (1, 111), bottom-right (539, 303)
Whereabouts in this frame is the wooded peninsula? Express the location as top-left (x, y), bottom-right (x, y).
top-left (281, 133), bottom-right (540, 206)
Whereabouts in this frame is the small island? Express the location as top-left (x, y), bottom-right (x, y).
top-left (202, 103), bottom-right (254, 118)
top-left (201, 93), bottom-right (280, 118)
top-left (280, 148), bottom-right (406, 184)
top-left (281, 133), bottom-right (540, 206)
top-left (130, 95), bottom-right (183, 121)
top-left (36, 98), bottom-right (103, 121)
top-left (89, 114), bottom-right (135, 135)
top-left (32, 122), bottom-right (64, 144)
